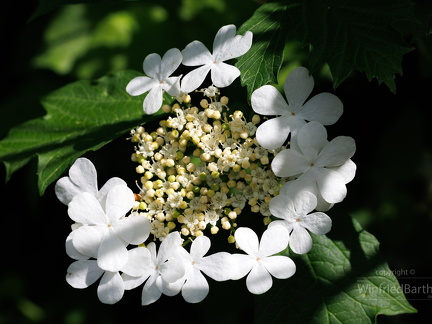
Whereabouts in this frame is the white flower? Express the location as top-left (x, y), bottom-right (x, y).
top-left (272, 121), bottom-right (356, 211)
top-left (181, 24), bottom-right (253, 92)
top-left (68, 185), bottom-right (150, 272)
top-left (269, 191), bottom-right (332, 254)
top-left (121, 231), bottom-right (186, 306)
top-left (179, 235), bottom-right (238, 303)
top-left (232, 226), bottom-right (296, 294)
top-left (126, 48), bottom-right (182, 114)
top-left (65, 232), bottom-right (125, 304)
top-left (55, 157), bottom-right (126, 205)
top-left (251, 67), bottom-right (343, 150)
top-left (66, 260), bottom-right (124, 305)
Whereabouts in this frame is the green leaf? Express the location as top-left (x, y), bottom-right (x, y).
top-left (0, 70), bottom-right (172, 195)
top-left (237, 0), bottom-right (415, 96)
top-left (254, 216), bottom-right (417, 323)
top-left (236, 2), bottom-right (293, 100)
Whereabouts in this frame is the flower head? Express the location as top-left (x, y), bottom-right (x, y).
top-left (181, 24), bottom-right (253, 92)
top-left (232, 226), bottom-right (296, 294)
top-left (126, 48), bottom-right (182, 114)
top-left (269, 191), bottom-right (332, 254)
top-left (251, 67), bottom-right (343, 149)
top-left (271, 121), bottom-right (356, 211)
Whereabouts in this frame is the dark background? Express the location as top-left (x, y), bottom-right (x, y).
top-left (1, 0), bottom-right (431, 323)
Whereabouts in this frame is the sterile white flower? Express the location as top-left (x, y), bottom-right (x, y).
top-left (269, 191), bottom-right (332, 254)
top-left (251, 66), bottom-right (343, 150)
top-left (126, 48), bottom-right (182, 114)
top-left (65, 232), bottom-right (125, 304)
top-left (121, 231), bottom-right (187, 306)
top-left (68, 185), bottom-right (150, 272)
top-left (271, 121), bottom-right (356, 211)
top-left (55, 157), bottom-right (126, 205)
top-left (179, 235), bottom-right (238, 303)
top-left (232, 226), bottom-right (296, 294)
top-left (181, 24), bottom-right (253, 92)
top-left (66, 259), bottom-right (125, 304)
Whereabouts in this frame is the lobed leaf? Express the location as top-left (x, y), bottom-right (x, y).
top-left (0, 70), bottom-right (172, 195)
top-left (237, 0), bottom-right (416, 96)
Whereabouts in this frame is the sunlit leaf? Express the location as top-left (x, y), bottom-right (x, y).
top-left (0, 70), bottom-right (172, 194)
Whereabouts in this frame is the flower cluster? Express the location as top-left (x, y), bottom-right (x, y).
top-left (56, 24), bottom-right (356, 305)
top-left (129, 89), bottom-right (284, 242)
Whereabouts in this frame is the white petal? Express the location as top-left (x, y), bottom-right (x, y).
top-left (143, 85), bottom-right (163, 114)
top-left (182, 40), bottom-right (213, 66)
top-left (296, 122), bottom-right (328, 161)
top-left (163, 76), bottom-right (182, 96)
top-left (314, 167), bottom-right (347, 203)
top-left (126, 76), bottom-right (158, 96)
top-left (142, 275), bottom-right (162, 306)
top-left (234, 227), bottom-right (259, 256)
top-left (97, 271), bottom-right (124, 304)
top-left (72, 225), bottom-right (105, 259)
top-left (280, 172), bottom-right (318, 197)
top-left (156, 275), bottom-right (184, 296)
top-left (256, 116), bottom-right (291, 150)
top-left (316, 136), bottom-right (356, 168)
top-left (315, 190), bottom-right (334, 212)
top-left (66, 231), bottom-right (90, 260)
top-left (159, 257), bottom-right (186, 283)
top-left (68, 192), bottom-right (106, 225)
top-left (66, 260), bottom-right (103, 289)
top-left (216, 30), bottom-right (253, 61)
top-left (181, 64), bottom-right (212, 93)
top-left (210, 62), bottom-right (240, 88)
top-left (121, 246), bottom-right (153, 277)
top-left (198, 252), bottom-right (238, 281)
top-left (299, 92), bottom-right (343, 125)
top-left (231, 254), bottom-right (255, 280)
top-left (246, 262), bottom-right (273, 294)
top-left (97, 177), bottom-right (127, 204)
top-left (271, 149), bottom-right (310, 178)
top-left (97, 229), bottom-right (128, 272)
top-left (160, 48), bottom-right (182, 78)
top-left (122, 273), bottom-right (148, 290)
top-left (104, 185), bottom-right (134, 223)
top-left (259, 225), bottom-right (289, 257)
top-left (55, 177), bottom-right (79, 205)
top-left (284, 66), bottom-right (314, 110)
top-left (190, 235), bottom-right (211, 260)
top-left (157, 231), bottom-right (183, 262)
top-left (114, 215), bottom-right (150, 245)
top-left (262, 255), bottom-right (296, 279)
top-left (289, 223), bottom-right (313, 254)
top-left (293, 191), bottom-right (317, 215)
top-left (269, 193), bottom-right (296, 220)
top-left (68, 158), bottom-right (98, 194)
top-left (268, 219), bottom-right (294, 233)
top-left (181, 267), bottom-right (209, 303)
top-left (213, 24), bottom-right (237, 59)
top-left (143, 53), bottom-right (161, 79)
top-left (251, 85), bottom-right (290, 116)
top-left (331, 159), bottom-right (356, 183)
top-left (301, 212), bottom-right (332, 235)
